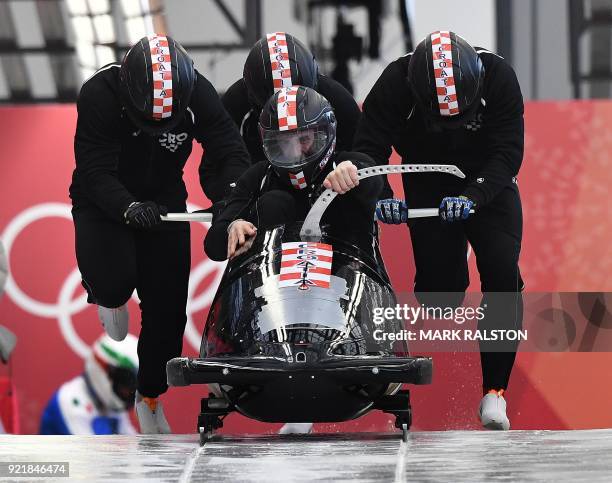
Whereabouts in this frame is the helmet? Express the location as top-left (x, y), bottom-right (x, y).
top-left (243, 32), bottom-right (319, 109)
top-left (119, 34), bottom-right (196, 135)
top-left (84, 334), bottom-right (138, 411)
top-left (407, 31), bottom-right (484, 130)
top-left (259, 86), bottom-right (336, 189)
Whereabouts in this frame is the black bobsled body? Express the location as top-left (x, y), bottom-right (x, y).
top-left (167, 223), bottom-right (432, 431)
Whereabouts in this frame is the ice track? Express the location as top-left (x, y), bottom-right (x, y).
top-left (2, 430), bottom-right (612, 481)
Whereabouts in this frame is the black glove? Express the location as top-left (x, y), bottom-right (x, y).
top-left (124, 201), bottom-right (167, 229)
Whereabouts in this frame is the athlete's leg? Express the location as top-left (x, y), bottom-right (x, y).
top-left (404, 174), bottom-right (469, 306)
top-left (73, 205), bottom-right (137, 307)
top-left (465, 184), bottom-right (524, 393)
top-left (134, 222), bottom-right (190, 398)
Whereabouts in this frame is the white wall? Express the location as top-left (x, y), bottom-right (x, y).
top-left (511, 0), bottom-right (573, 100)
top-left (164, 0), bottom-right (310, 91)
top-left (163, 0), bottom-right (498, 99)
top-left (163, 0), bottom-right (246, 88)
top-left (349, 0), bottom-right (496, 100)
top-left (163, 0), bottom-right (575, 101)
top-left (412, 0), bottom-right (496, 50)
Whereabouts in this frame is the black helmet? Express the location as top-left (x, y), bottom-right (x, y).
top-left (407, 31), bottom-right (484, 130)
top-left (119, 34), bottom-right (196, 135)
top-left (244, 32), bottom-right (319, 109)
top-left (259, 86), bottom-right (336, 189)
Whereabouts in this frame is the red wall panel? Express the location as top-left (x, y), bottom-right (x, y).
top-left (0, 102), bottom-right (611, 434)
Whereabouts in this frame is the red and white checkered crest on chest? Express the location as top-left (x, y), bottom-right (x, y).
top-left (277, 86), bottom-right (298, 131)
top-left (288, 170), bottom-right (307, 189)
top-left (267, 32), bottom-right (293, 92)
top-left (149, 35), bottom-right (173, 120)
top-left (431, 31), bottom-right (459, 117)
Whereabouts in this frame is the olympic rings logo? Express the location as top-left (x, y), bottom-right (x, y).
top-left (1, 202), bottom-right (226, 358)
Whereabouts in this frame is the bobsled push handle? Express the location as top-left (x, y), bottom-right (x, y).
top-left (300, 163), bottom-right (467, 241)
top-left (161, 213), bottom-right (213, 223)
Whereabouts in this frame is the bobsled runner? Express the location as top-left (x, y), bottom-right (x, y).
top-left (166, 164), bottom-right (466, 444)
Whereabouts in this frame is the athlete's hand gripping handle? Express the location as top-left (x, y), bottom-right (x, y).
top-left (301, 163), bottom-right (467, 240)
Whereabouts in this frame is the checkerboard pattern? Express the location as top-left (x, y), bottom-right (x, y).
top-left (148, 35), bottom-right (173, 120)
top-left (277, 86), bottom-right (298, 131)
top-left (289, 170), bottom-right (307, 189)
top-left (464, 119), bottom-right (482, 131)
top-left (267, 32), bottom-right (293, 93)
top-left (431, 31), bottom-right (459, 117)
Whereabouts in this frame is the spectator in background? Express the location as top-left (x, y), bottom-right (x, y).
top-left (40, 334), bottom-right (138, 435)
top-left (0, 238), bottom-right (17, 434)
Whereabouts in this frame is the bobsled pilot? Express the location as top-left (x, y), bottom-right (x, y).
top-left (40, 334), bottom-right (138, 435)
top-left (205, 85), bottom-right (382, 263)
top-left (219, 32), bottom-right (393, 201)
top-left (70, 35), bottom-right (250, 433)
top-left (205, 87), bottom-right (383, 433)
top-left (354, 31), bottom-right (524, 430)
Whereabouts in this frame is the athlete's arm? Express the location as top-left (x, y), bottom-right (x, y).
top-left (462, 60), bottom-right (524, 207)
top-left (191, 73), bottom-right (251, 203)
top-left (74, 78), bottom-right (137, 221)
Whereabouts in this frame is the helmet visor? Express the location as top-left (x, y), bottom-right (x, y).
top-left (262, 125), bottom-right (330, 168)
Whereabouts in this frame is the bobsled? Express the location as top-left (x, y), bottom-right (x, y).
top-left (166, 164), bottom-right (466, 444)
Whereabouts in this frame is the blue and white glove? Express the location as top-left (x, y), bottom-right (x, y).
top-left (439, 196), bottom-right (474, 222)
top-left (375, 199), bottom-right (408, 224)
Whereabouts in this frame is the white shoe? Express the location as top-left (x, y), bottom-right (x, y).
top-left (278, 423), bottom-right (313, 435)
top-left (135, 392), bottom-right (171, 434)
top-left (479, 391), bottom-right (510, 430)
top-left (98, 304), bottom-right (129, 341)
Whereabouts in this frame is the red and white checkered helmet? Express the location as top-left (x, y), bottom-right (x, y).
top-left (119, 35), bottom-right (195, 135)
top-left (243, 32), bottom-right (319, 109)
top-left (259, 86), bottom-right (336, 190)
top-left (408, 31), bottom-right (484, 130)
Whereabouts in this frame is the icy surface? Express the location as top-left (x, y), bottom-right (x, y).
top-left (1, 430), bottom-right (612, 481)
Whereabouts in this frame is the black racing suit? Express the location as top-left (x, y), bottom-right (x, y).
top-left (204, 152), bottom-right (383, 262)
top-left (70, 64), bottom-right (250, 397)
top-left (354, 49), bottom-right (524, 391)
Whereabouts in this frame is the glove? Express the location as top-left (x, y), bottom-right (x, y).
top-left (375, 199), bottom-right (408, 224)
top-left (439, 196), bottom-right (474, 222)
top-left (124, 201), bottom-right (167, 229)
